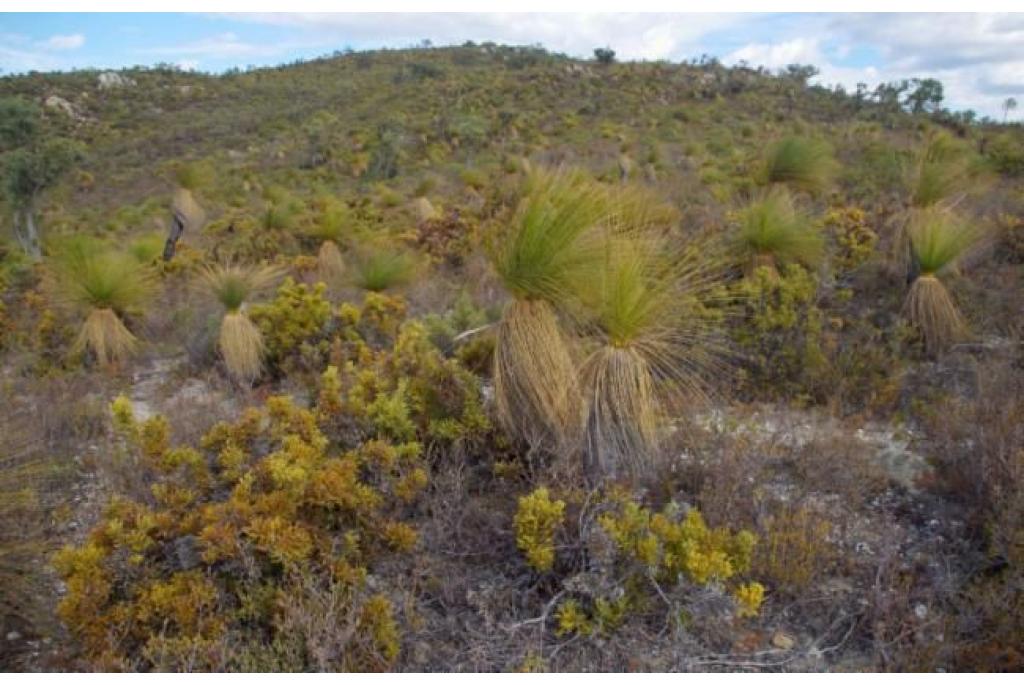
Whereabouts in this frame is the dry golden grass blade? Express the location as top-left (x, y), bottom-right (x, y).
top-left (493, 298), bottom-right (583, 451)
top-left (316, 240), bottom-right (346, 285)
top-left (580, 346), bottom-right (658, 478)
top-left (72, 307), bottom-right (138, 366)
top-left (904, 274), bottom-right (968, 354)
top-left (220, 310), bottom-right (265, 384)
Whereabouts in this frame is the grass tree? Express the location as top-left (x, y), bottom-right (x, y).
top-left (577, 232), bottom-right (723, 478)
top-left (49, 239), bottom-right (154, 366)
top-left (732, 187), bottom-right (824, 275)
top-left (488, 167), bottom-right (612, 450)
top-left (892, 132), bottom-right (985, 277)
top-left (903, 208), bottom-right (987, 354)
top-left (760, 136), bottom-right (837, 195)
top-left (198, 263), bottom-right (283, 384)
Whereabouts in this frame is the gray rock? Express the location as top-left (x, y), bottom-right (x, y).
top-left (98, 72), bottom-right (136, 90)
top-left (171, 535), bottom-right (202, 570)
top-left (44, 95), bottom-right (77, 118)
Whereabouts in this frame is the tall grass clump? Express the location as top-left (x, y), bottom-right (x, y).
top-left (761, 136), bottom-right (837, 194)
top-left (197, 263), bottom-right (283, 383)
top-left (48, 239), bottom-right (154, 366)
top-left (488, 167), bottom-right (612, 449)
top-left (904, 208), bottom-right (987, 354)
top-left (578, 234), bottom-right (723, 478)
top-left (352, 248), bottom-right (416, 292)
top-left (732, 187), bottom-right (824, 274)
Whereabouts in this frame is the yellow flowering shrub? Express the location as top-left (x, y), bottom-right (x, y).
top-left (519, 490), bottom-right (765, 642)
top-left (729, 264), bottom-right (829, 402)
top-left (733, 581), bottom-right (766, 618)
top-left (555, 599), bottom-right (593, 637)
top-left (249, 277), bottom-right (332, 374)
top-left (824, 206), bottom-right (877, 273)
top-left (514, 487), bottom-right (566, 572)
top-left (600, 503), bottom-right (756, 586)
top-left (597, 498), bottom-right (762, 620)
top-left (337, 320), bottom-right (491, 446)
top-left (54, 392), bottom-right (423, 671)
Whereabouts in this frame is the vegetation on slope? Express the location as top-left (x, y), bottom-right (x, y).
top-left (1, 44), bottom-right (1023, 672)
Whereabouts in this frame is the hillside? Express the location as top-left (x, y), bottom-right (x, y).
top-left (1, 45), bottom-right (1024, 672)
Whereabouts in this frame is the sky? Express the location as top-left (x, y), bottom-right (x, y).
top-left (1, 12), bottom-right (1022, 120)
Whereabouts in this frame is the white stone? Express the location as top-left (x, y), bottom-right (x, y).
top-left (98, 72), bottom-right (136, 90)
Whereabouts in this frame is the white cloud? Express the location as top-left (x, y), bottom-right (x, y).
top-left (42, 33), bottom-right (85, 50)
top-left (0, 32), bottom-right (64, 72)
top-left (720, 13), bottom-right (1023, 119)
top-left (725, 37), bottom-right (822, 70)
top-left (226, 12), bottom-right (748, 61)
top-left (140, 31), bottom-right (281, 58)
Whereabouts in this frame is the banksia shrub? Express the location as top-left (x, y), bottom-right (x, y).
top-left (904, 208), bottom-right (987, 354)
top-left (761, 136), bottom-right (837, 195)
top-left (514, 487), bottom-right (566, 572)
top-left (732, 187), bottom-right (824, 274)
top-left (47, 239), bottom-right (154, 366)
top-left (196, 263), bottom-right (282, 383)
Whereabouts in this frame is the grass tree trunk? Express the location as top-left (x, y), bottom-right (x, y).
top-left (13, 205), bottom-right (41, 260)
top-left (162, 208), bottom-right (186, 262)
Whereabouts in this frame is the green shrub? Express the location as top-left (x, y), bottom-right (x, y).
top-left (729, 264), bottom-right (829, 401)
top-left (986, 133), bottom-right (1024, 176)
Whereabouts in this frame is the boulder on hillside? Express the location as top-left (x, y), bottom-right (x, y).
top-left (411, 196), bottom-right (439, 222)
top-left (98, 72), bottom-right (136, 90)
top-left (44, 95), bottom-right (78, 118)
